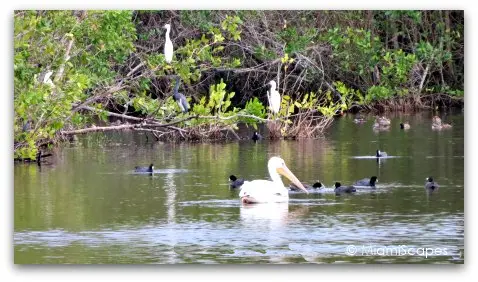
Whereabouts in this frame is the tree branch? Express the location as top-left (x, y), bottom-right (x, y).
top-left (54, 38), bottom-right (74, 83)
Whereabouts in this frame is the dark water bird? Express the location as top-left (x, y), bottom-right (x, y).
top-left (312, 182), bottom-right (323, 189)
top-left (290, 181), bottom-right (323, 191)
top-left (354, 176), bottom-right (378, 187)
top-left (229, 175), bottom-right (245, 188)
top-left (400, 122), bottom-right (411, 130)
top-left (425, 177), bottom-right (439, 192)
top-left (135, 164), bottom-right (154, 173)
top-left (172, 77), bottom-right (189, 113)
top-left (376, 150), bottom-right (388, 157)
top-left (252, 131), bottom-right (263, 142)
top-left (334, 182), bottom-right (356, 195)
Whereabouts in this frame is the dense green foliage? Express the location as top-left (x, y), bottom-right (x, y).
top-left (14, 11), bottom-right (136, 159)
top-left (14, 10), bottom-right (464, 159)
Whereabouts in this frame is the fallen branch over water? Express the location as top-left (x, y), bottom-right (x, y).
top-left (197, 114), bottom-right (270, 122)
top-left (57, 100), bottom-right (337, 143)
top-left (80, 104), bottom-right (273, 123)
top-left (61, 124), bottom-right (137, 135)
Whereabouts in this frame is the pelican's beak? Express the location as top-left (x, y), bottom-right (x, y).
top-left (277, 165), bottom-right (308, 194)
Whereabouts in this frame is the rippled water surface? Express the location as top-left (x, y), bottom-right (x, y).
top-left (14, 112), bottom-right (464, 264)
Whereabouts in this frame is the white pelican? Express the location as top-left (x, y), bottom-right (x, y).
top-left (239, 156), bottom-right (308, 204)
top-left (163, 24), bottom-right (173, 64)
top-left (267, 80), bottom-right (281, 114)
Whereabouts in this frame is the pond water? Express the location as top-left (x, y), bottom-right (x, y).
top-left (14, 111), bottom-right (464, 264)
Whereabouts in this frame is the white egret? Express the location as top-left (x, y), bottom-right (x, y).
top-left (37, 69), bottom-right (54, 87)
top-left (43, 70), bottom-right (54, 86)
top-left (239, 156), bottom-right (308, 204)
top-left (163, 24), bottom-right (173, 64)
top-left (267, 80), bottom-right (281, 114)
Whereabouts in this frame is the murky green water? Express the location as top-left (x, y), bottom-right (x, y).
top-left (14, 112), bottom-right (464, 264)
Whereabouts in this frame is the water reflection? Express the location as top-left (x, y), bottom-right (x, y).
top-left (14, 111), bottom-right (464, 264)
top-left (240, 203), bottom-right (289, 229)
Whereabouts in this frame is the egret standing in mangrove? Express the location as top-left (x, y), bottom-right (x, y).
top-left (267, 80), bottom-right (281, 115)
top-left (163, 24), bottom-right (173, 64)
top-left (172, 76), bottom-right (189, 113)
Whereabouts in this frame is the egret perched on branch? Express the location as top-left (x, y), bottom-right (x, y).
top-left (266, 80), bottom-right (281, 114)
top-left (163, 24), bottom-right (173, 64)
top-left (172, 77), bottom-right (189, 113)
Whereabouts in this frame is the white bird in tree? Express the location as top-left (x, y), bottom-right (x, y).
top-left (37, 69), bottom-right (54, 87)
top-left (163, 23), bottom-right (173, 64)
top-left (43, 71), bottom-right (54, 86)
top-left (267, 80), bottom-right (281, 114)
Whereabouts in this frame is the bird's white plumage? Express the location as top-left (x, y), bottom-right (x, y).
top-left (43, 71), bottom-right (54, 87)
top-left (164, 24), bottom-right (173, 63)
top-left (239, 156), bottom-right (307, 203)
top-left (177, 100), bottom-right (186, 112)
top-left (267, 80), bottom-right (281, 114)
